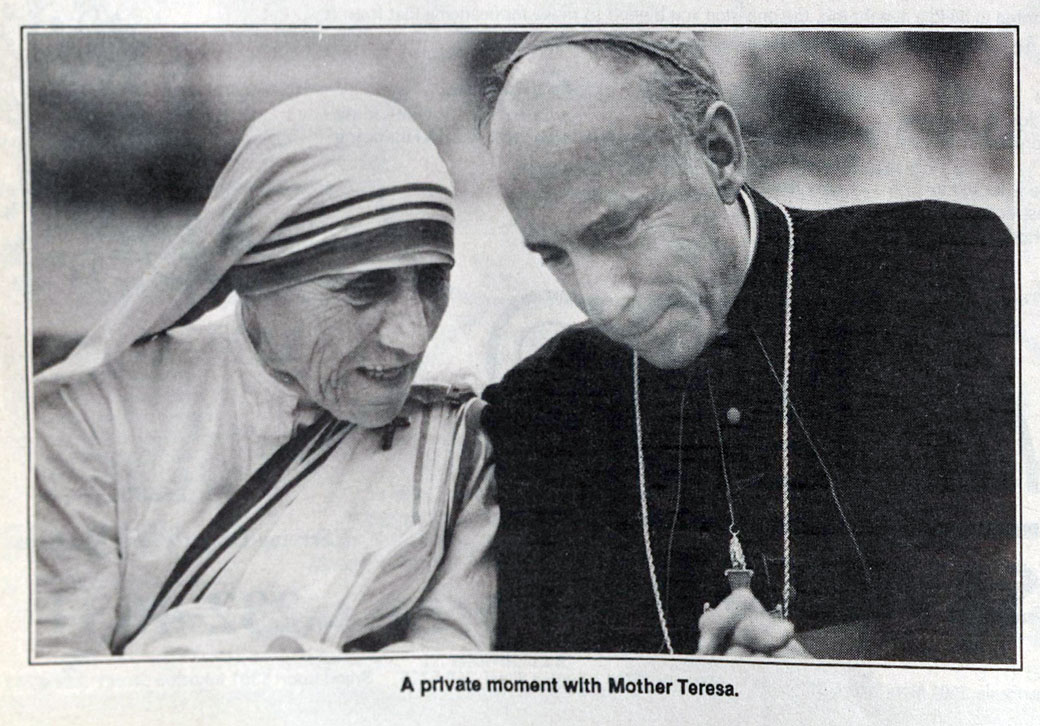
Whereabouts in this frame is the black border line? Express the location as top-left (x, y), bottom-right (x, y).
top-left (21, 25), bottom-right (32, 670)
top-left (1016, 25), bottom-right (1024, 672)
top-left (24, 652), bottom-right (1023, 670)
top-left (21, 23), bottom-right (1024, 673)
top-left (19, 24), bottom-right (1021, 29)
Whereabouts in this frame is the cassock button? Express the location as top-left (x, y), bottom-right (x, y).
top-left (726, 407), bottom-right (741, 426)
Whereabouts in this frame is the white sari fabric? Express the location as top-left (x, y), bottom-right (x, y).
top-left (35, 303), bottom-right (497, 656)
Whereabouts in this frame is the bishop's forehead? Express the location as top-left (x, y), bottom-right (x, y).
top-left (492, 45), bottom-right (675, 165)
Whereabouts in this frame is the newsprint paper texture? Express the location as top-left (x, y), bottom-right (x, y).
top-left (1, 1), bottom-right (1039, 724)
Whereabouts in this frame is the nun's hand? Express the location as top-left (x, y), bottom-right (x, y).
top-left (697, 588), bottom-right (812, 658)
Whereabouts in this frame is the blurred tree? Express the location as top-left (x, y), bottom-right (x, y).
top-left (27, 30), bottom-right (1014, 205)
top-left (29, 33), bottom-right (225, 205)
top-left (465, 32), bottom-right (526, 93)
top-left (903, 32), bottom-right (1013, 177)
top-left (735, 36), bottom-right (869, 181)
top-left (727, 31), bottom-right (1012, 187)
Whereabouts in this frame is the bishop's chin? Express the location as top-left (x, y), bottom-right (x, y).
top-left (632, 328), bottom-right (711, 371)
top-left (635, 346), bottom-right (701, 371)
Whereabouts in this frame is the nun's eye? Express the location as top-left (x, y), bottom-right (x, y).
top-left (333, 270), bottom-right (396, 306)
top-left (417, 264), bottom-right (451, 299)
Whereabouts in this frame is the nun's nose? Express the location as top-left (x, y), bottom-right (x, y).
top-left (378, 281), bottom-right (432, 356)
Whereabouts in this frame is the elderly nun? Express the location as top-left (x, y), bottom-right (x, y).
top-left (34, 91), bottom-right (497, 657)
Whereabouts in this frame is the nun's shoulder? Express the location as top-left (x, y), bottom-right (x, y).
top-left (114, 309), bottom-right (241, 378)
top-left (33, 317), bottom-right (234, 445)
top-left (51, 306), bottom-right (260, 421)
top-left (406, 383), bottom-right (478, 410)
top-left (401, 384), bottom-right (488, 454)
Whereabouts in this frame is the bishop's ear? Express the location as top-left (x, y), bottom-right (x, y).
top-left (697, 100), bottom-right (747, 204)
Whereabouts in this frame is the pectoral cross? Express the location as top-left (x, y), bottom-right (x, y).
top-left (724, 532), bottom-right (754, 591)
top-left (716, 535), bottom-right (786, 619)
top-left (704, 533), bottom-right (757, 615)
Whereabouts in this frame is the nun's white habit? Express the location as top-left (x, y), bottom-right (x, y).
top-left (33, 92), bottom-right (497, 657)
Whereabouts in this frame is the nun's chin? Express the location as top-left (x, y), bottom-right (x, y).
top-left (340, 401), bottom-right (408, 428)
top-left (325, 385), bottom-right (413, 428)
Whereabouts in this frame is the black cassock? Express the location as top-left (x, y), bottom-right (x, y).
top-left (483, 188), bottom-right (1016, 662)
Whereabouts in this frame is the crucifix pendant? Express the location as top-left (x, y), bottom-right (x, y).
top-left (719, 532), bottom-right (786, 619)
top-left (723, 531), bottom-right (754, 591)
top-left (705, 532), bottom-right (757, 615)
top-left (380, 416), bottom-right (411, 450)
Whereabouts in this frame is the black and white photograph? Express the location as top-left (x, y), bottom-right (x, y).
top-left (4, 9), bottom-right (1037, 725)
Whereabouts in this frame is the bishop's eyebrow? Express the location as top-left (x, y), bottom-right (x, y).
top-left (576, 196), bottom-right (652, 247)
top-left (522, 196), bottom-right (653, 252)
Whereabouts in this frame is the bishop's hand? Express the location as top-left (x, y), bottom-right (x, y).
top-left (697, 588), bottom-right (812, 658)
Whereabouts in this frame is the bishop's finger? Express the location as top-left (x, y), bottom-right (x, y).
top-left (697, 588), bottom-right (766, 654)
top-left (731, 612), bottom-right (795, 654)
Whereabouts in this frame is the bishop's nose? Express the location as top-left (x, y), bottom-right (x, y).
top-left (570, 252), bottom-right (638, 331)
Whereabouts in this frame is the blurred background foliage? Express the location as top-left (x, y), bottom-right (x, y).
top-left (27, 30), bottom-right (1015, 383)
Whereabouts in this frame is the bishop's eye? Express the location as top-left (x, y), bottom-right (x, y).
top-left (417, 264), bottom-right (451, 299)
top-left (529, 243), bottom-right (567, 266)
top-left (333, 270), bottom-right (396, 306)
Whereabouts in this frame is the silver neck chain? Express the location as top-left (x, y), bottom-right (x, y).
top-left (633, 201), bottom-right (796, 653)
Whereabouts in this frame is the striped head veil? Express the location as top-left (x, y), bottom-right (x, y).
top-left (35, 90), bottom-right (455, 390)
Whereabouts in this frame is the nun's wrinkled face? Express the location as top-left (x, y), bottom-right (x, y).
top-left (240, 263), bottom-right (450, 427)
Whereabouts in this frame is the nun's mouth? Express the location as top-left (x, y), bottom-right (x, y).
top-left (357, 363), bottom-right (411, 384)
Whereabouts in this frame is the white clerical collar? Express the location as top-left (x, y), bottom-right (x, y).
top-left (738, 187), bottom-right (758, 278)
